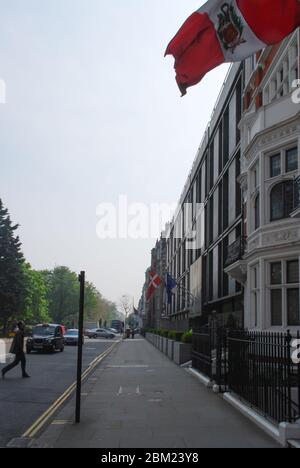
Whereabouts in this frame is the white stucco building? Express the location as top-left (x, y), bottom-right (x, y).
top-left (227, 31), bottom-right (300, 332)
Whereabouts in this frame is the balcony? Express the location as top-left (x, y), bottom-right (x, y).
top-left (224, 237), bottom-right (247, 285)
top-left (225, 237), bottom-right (246, 268)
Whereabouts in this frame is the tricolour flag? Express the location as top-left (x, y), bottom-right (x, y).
top-left (166, 0), bottom-right (300, 95)
top-left (146, 272), bottom-right (163, 302)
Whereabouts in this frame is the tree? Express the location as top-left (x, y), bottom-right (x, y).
top-left (22, 263), bottom-right (50, 324)
top-left (120, 295), bottom-right (132, 329)
top-left (45, 267), bottom-right (79, 327)
top-left (0, 199), bottom-right (26, 334)
top-left (85, 284), bottom-right (120, 327)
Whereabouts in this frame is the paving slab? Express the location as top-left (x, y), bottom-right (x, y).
top-left (35, 338), bottom-right (280, 448)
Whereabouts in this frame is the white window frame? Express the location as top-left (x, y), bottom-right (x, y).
top-left (263, 35), bottom-right (299, 105)
top-left (266, 258), bottom-right (300, 329)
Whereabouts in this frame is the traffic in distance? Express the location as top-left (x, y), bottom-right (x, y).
top-left (7, 322), bottom-right (131, 356)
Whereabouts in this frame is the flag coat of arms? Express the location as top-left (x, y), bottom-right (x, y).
top-left (166, 0), bottom-right (300, 95)
top-left (146, 272), bottom-right (162, 302)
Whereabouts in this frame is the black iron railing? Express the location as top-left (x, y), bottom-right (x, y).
top-left (227, 330), bottom-right (300, 424)
top-left (192, 327), bottom-right (300, 424)
top-left (192, 326), bottom-right (228, 387)
top-left (225, 237), bottom-right (246, 268)
top-left (192, 326), bottom-right (213, 379)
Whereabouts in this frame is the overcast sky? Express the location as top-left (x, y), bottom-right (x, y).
top-left (0, 0), bottom-right (230, 307)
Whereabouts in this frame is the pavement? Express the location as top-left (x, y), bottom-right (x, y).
top-left (33, 337), bottom-right (280, 448)
top-left (0, 339), bottom-right (117, 447)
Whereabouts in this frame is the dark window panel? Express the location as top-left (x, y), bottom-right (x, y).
top-left (270, 154), bottom-right (281, 178)
top-left (223, 108), bottom-right (229, 166)
top-left (286, 147), bottom-right (298, 173)
top-left (287, 289), bottom-right (300, 326)
top-left (255, 194), bottom-right (260, 230)
top-left (223, 171), bottom-right (229, 229)
top-left (270, 181), bottom-right (298, 221)
top-left (271, 262), bottom-right (282, 285)
top-left (271, 290), bottom-right (282, 326)
top-left (287, 260), bottom-right (299, 284)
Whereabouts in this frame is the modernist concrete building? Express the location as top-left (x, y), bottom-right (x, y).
top-left (162, 62), bottom-right (245, 331)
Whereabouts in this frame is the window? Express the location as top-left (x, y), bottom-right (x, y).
top-left (223, 238), bottom-right (229, 297)
top-left (270, 181), bottom-right (298, 221)
top-left (271, 262), bottom-right (282, 285)
top-left (209, 251), bottom-right (214, 302)
top-left (209, 144), bottom-right (214, 191)
top-left (263, 37), bottom-right (299, 104)
top-left (255, 194), bottom-right (260, 230)
top-left (286, 147), bottom-right (298, 173)
top-left (270, 154), bottom-right (281, 178)
top-left (223, 171), bottom-right (229, 229)
top-left (287, 289), bottom-right (300, 326)
top-left (223, 108), bottom-right (229, 166)
top-left (271, 290), bottom-right (283, 326)
top-left (269, 260), bottom-right (300, 327)
top-left (287, 260), bottom-right (299, 284)
top-left (251, 265), bottom-right (260, 327)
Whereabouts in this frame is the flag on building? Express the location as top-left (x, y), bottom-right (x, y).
top-left (146, 271), bottom-right (162, 301)
top-left (166, 0), bottom-right (300, 95)
top-left (165, 273), bottom-right (178, 305)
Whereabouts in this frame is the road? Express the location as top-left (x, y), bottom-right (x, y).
top-left (0, 338), bottom-right (118, 447)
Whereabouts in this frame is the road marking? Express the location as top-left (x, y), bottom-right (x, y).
top-left (117, 386), bottom-right (123, 396)
top-left (51, 420), bottom-right (73, 426)
top-left (107, 365), bottom-right (149, 369)
top-left (22, 341), bottom-right (119, 439)
top-left (136, 386), bottom-right (141, 395)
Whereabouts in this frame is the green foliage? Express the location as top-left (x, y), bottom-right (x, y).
top-left (22, 263), bottom-right (50, 324)
top-left (0, 199), bottom-right (123, 333)
top-left (168, 330), bottom-right (184, 341)
top-left (42, 267), bottom-right (120, 327)
top-left (0, 199), bottom-right (26, 333)
top-left (181, 330), bottom-right (193, 344)
top-left (43, 266), bottom-right (79, 327)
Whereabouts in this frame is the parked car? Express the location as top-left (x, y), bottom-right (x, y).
top-left (26, 324), bottom-right (65, 354)
top-left (107, 328), bottom-right (118, 334)
top-left (64, 329), bottom-right (84, 346)
top-left (85, 328), bottom-right (116, 339)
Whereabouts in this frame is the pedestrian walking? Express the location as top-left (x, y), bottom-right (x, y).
top-left (2, 321), bottom-right (30, 379)
top-left (131, 329), bottom-right (135, 340)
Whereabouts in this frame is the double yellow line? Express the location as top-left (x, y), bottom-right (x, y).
top-left (23, 341), bottom-right (119, 439)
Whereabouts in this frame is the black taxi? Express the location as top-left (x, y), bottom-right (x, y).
top-left (26, 324), bottom-right (65, 354)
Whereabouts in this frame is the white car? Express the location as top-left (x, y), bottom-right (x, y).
top-left (85, 328), bottom-right (116, 339)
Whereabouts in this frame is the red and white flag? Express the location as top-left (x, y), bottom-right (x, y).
top-left (166, 0), bottom-right (300, 95)
top-left (146, 271), bottom-right (162, 302)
